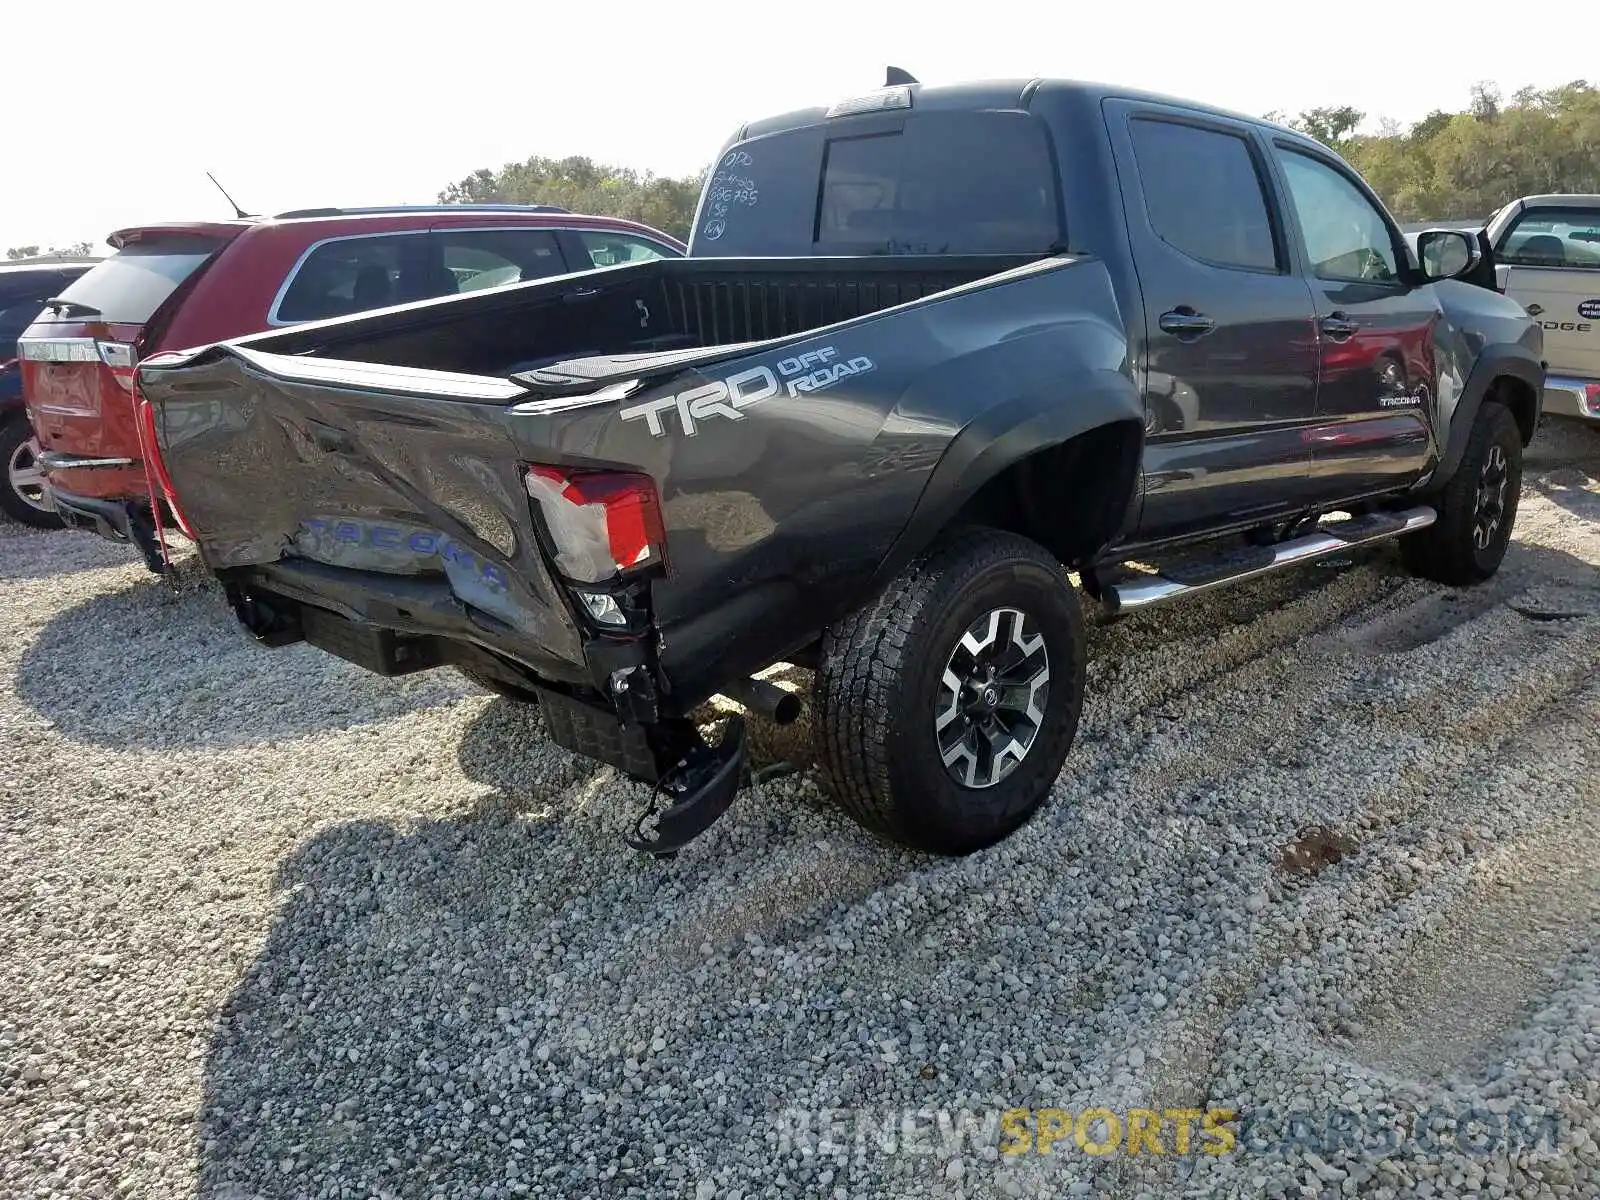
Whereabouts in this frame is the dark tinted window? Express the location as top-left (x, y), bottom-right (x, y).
top-left (0, 300), bottom-right (49, 346)
top-left (276, 234), bottom-right (419, 322)
top-left (817, 114), bottom-right (1059, 254)
top-left (49, 239), bottom-right (223, 323)
top-left (1129, 120), bottom-right (1278, 271)
top-left (693, 113), bottom-right (1060, 256)
top-left (438, 229), bottom-right (567, 294)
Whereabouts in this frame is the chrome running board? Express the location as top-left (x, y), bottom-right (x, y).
top-left (1103, 506), bottom-right (1437, 614)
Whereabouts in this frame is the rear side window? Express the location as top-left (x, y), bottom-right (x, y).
top-left (576, 231), bottom-right (678, 269)
top-left (48, 239), bottom-right (222, 323)
top-left (276, 234), bottom-right (418, 323)
top-left (438, 229), bottom-right (566, 294)
top-left (1499, 207), bottom-right (1600, 269)
top-left (1129, 119), bottom-right (1278, 271)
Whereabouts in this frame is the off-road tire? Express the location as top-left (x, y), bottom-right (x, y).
top-left (815, 527), bottom-right (1086, 855)
top-left (1401, 401), bottom-right (1522, 585)
top-left (0, 414), bottom-right (63, 529)
top-left (457, 667), bottom-right (541, 704)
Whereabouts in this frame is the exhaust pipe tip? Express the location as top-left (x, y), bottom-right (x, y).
top-left (720, 676), bottom-right (802, 725)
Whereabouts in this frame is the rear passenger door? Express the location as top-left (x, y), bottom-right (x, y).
top-left (1104, 101), bottom-right (1322, 540)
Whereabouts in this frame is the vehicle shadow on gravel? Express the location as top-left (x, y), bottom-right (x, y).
top-left (14, 568), bottom-right (471, 751)
top-left (193, 764), bottom-right (909, 1200)
top-left (1526, 463), bottom-right (1600, 524)
top-left (0, 524), bottom-right (152, 580)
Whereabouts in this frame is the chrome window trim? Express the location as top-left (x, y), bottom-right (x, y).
top-left (265, 226), bottom-right (682, 326)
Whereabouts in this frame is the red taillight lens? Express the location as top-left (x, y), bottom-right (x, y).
top-left (523, 465), bottom-right (666, 584)
top-left (1584, 383), bottom-right (1600, 415)
top-left (134, 389), bottom-right (196, 538)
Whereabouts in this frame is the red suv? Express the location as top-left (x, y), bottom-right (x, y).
top-left (19, 205), bottom-right (684, 570)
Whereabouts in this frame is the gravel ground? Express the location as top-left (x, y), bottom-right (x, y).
top-left (2, 420), bottom-right (1597, 1200)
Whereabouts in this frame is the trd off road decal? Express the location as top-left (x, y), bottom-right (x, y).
top-left (620, 346), bottom-right (876, 437)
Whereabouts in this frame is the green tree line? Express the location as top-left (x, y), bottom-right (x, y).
top-left (448, 81), bottom-right (1600, 240)
top-left (1273, 80), bottom-right (1600, 221)
top-left (5, 241), bottom-right (97, 261)
top-left (438, 157), bottom-right (706, 242)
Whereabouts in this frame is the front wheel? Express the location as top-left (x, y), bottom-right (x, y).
top-left (1402, 402), bottom-right (1523, 585)
top-left (1, 415), bottom-right (64, 529)
top-left (816, 528), bottom-right (1086, 855)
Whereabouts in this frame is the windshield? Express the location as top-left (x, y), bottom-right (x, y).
top-left (692, 110), bottom-right (1063, 257)
top-left (46, 235), bottom-right (226, 323)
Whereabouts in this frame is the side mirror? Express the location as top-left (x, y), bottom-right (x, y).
top-left (1416, 229), bottom-right (1480, 281)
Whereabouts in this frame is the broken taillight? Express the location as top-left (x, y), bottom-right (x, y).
top-left (133, 387), bottom-right (196, 539)
top-left (523, 465), bottom-right (666, 584)
top-left (96, 341), bottom-right (138, 392)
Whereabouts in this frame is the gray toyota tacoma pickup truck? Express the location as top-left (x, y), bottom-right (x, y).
top-left (136, 75), bottom-right (1543, 856)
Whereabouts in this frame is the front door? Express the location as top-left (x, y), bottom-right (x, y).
top-left (1269, 145), bottom-right (1440, 498)
top-left (1105, 102), bottom-right (1322, 540)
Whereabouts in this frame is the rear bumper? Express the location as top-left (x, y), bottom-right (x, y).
top-left (223, 568), bottom-right (750, 852)
top-left (49, 487), bottom-right (168, 573)
top-left (37, 450), bottom-right (138, 471)
top-left (1542, 376), bottom-right (1600, 423)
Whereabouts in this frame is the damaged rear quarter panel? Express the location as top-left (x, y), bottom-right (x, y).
top-left (501, 257), bottom-right (1133, 687)
top-left (144, 353), bottom-right (586, 664)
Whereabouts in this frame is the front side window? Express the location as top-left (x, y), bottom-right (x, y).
top-left (1128, 119), bottom-right (1278, 271)
top-left (1276, 150), bottom-right (1401, 284)
top-left (1498, 207), bottom-right (1600, 269)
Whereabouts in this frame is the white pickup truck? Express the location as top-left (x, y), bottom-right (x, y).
top-left (1480, 195), bottom-right (1600, 426)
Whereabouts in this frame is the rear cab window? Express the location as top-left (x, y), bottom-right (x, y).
top-left (692, 110), bottom-right (1063, 257)
top-left (41, 237), bottom-right (223, 325)
top-left (1497, 207), bottom-right (1600, 268)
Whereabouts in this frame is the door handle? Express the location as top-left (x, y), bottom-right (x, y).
top-left (563, 286), bottom-right (600, 303)
top-left (1159, 307), bottom-right (1216, 339)
top-left (1320, 312), bottom-right (1358, 341)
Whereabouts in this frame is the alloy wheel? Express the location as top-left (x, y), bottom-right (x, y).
top-left (934, 607), bottom-right (1051, 789)
top-left (7, 433), bottom-right (52, 514)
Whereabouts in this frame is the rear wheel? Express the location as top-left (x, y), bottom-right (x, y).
top-left (1, 415), bottom-right (63, 529)
top-left (1401, 401), bottom-right (1522, 585)
top-left (816, 527), bottom-right (1085, 855)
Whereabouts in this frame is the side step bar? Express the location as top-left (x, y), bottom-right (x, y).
top-left (1103, 506), bottom-right (1437, 614)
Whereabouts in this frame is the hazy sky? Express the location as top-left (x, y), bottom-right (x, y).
top-left (1, 0), bottom-right (1569, 252)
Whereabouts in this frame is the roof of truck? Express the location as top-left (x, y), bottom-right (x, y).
top-left (736, 77), bottom-right (1300, 142)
